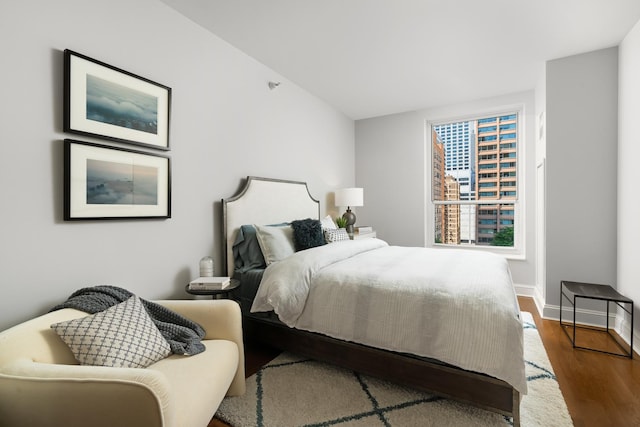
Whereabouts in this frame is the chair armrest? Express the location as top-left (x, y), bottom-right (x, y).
top-left (0, 359), bottom-right (172, 427)
top-left (154, 299), bottom-right (245, 396)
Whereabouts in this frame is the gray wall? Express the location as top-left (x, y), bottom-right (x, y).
top-left (354, 111), bottom-right (427, 247)
top-left (618, 20), bottom-right (640, 336)
top-left (0, 0), bottom-right (354, 330)
top-left (545, 47), bottom-right (618, 313)
top-left (355, 91), bottom-right (537, 289)
top-left (356, 46), bottom-right (620, 316)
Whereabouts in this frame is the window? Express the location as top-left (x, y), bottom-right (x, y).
top-left (479, 172), bottom-right (497, 179)
top-left (479, 191), bottom-right (497, 197)
top-left (478, 126), bottom-right (497, 134)
top-left (431, 112), bottom-right (520, 249)
top-left (478, 135), bottom-right (497, 142)
top-left (479, 219), bottom-right (497, 225)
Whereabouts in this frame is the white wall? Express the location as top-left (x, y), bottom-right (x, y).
top-left (618, 20), bottom-right (640, 339)
top-left (355, 91), bottom-right (537, 289)
top-left (0, 0), bottom-right (354, 330)
top-left (534, 63), bottom-right (547, 312)
top-left (545, 47), bottom-right (618, 318)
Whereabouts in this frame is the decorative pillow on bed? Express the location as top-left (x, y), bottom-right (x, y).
top-left (254, 224), bottom-right (296, 265)
top-left (51, 296), bottom-right (171, 368)
top-left (232, 224), bottom-right (267, 272)
top-left (291, 218), bottom-right (326, 251)
top-left (320, 215), bottom-right (337, 230)
top-left (324, 228), bottom-right (350, 243)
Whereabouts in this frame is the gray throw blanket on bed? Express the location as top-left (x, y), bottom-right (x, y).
top-left (50, 285), bottom-right (206, 355)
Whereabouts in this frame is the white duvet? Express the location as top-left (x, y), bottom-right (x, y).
top-left (251, 238), bottom-right (526, 394)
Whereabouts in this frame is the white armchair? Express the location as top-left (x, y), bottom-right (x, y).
top-left (0, 299), bottom-right (245, 427)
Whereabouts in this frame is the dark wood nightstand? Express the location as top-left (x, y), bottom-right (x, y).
top-left (185, 279), bottom-right (240, 300)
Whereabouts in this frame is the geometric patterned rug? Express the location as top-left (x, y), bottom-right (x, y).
top-left (216, 312), bottom-right (573, 426)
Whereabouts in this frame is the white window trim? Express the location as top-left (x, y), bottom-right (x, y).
top-left (425, 104), bottom-right (526, 260)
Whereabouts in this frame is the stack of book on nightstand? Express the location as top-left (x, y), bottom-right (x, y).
top-left (188, 276), bottom-right (231, 290)
top-left (355, 226), bottom-right (373, 233)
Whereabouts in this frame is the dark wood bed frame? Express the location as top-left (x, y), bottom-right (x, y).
top-left (222, 176), bottom-right (520, 426)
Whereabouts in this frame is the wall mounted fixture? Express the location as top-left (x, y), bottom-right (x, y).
top-left (268, 81), bottom-right (281, 90)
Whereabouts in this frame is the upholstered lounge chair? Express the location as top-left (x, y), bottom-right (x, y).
top-left (0, 299), bottom-right (245, 427)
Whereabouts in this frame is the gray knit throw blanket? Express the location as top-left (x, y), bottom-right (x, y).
top-left (50, 285), bottom-right (205, 355)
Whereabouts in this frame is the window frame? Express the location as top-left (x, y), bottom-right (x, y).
top-left (426, 105), bottom-right (525, 259)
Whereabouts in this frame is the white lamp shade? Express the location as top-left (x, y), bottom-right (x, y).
top-left (335, 188), bottom-right (363, 207)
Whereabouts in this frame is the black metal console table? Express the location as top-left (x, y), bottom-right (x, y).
top-left (560, 280), bottom-right (634, 358)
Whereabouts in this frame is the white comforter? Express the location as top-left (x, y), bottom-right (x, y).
top-left (251, 238), bottom-right (526, 394)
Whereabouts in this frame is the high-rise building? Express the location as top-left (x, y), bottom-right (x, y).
top-left (432, 130), bottom-right (445, 243)
top-left (475, 114), bottom-right (517, 245)
top-left (444, 175), bottom-right (460, 244)
top-left (433, 121), bottom-right (476, 243)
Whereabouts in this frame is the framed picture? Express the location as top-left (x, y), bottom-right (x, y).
top-left (64, 139), bottom-right (171, 220)
top-left (64, 49), bottom-right (171, 151)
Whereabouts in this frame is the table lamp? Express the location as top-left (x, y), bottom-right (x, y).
top-left (335, 188), bottom-right (363, 235)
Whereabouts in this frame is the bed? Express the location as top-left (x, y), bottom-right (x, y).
top-left (222, 176), bottom-right (525, 426)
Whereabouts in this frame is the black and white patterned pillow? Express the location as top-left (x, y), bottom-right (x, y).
top-left (324, 228), bottom-right (350, 243)
top-left (51, 296), bottom-right (171, 368)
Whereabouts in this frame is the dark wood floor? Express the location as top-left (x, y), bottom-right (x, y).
top-left (210, 297), bottom-right (640, 427)
top-left (518, 297), bottom-right (640, 427)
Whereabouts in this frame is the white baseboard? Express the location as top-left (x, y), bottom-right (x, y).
top-left (514, 283), bottom-right (535, 297)
top-left (515, 284), bottom-right (544, 317)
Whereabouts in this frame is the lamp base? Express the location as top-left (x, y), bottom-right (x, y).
top-left (343, 208), bottom-right (356, 236)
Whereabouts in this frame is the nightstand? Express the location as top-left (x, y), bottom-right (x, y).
top-left (352, 230), bottom-right (376, 240)
top-left (560, 280), bottom-right (633, 358)
top-left (185, 279), bottom-right (240, 300)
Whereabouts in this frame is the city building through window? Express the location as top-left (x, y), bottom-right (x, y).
top-left (432, 113), bottom-right (518, 247)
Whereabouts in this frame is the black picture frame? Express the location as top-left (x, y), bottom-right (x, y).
top-left (64, 139), bottom-right (171, 220)
top-left (64, 49), bottom-right (171, 151)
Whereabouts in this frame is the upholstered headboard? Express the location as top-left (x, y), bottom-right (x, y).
top-left (222, 176), bottom-right (320, 276)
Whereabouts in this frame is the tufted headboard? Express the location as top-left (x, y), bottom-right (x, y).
top-left (222, 176), bottom-right (320, 276)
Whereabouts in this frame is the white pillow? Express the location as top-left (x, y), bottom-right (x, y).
top-left (51, 296), bottom-right (171, 368)
top-left (320, 215), bottom-right (337, 230)
top-left (254, 224), bottom-right (296, 265)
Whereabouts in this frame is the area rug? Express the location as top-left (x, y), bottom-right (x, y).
top-left (216, 312), bottom-right (573, 426)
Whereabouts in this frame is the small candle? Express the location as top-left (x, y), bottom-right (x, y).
top-left (199, 256), bottom-right (214, 277)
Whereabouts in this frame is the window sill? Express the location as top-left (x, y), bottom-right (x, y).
top-left (430, 243), bottom-right (526, 261)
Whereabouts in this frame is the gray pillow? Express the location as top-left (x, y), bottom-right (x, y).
top-left (254, 224), bottom-right (296, 265)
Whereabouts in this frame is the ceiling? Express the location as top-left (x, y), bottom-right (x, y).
top-left (161, 0), bottom-right (640, 120)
